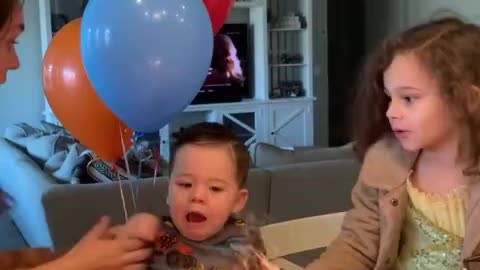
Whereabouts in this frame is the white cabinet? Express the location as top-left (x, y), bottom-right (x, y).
top-left (267, 101), bottom-right (313, 148)
top-left (212, 106), bottom-right (264, 148)
top-left (38, 0), bottom-right (319, 161)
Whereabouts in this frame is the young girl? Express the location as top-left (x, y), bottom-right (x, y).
top-left (307, 17), bottom-right (480, 270)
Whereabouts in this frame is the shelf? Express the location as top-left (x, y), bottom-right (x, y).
top-left (269, 28), bottom-right (306, 32)
top-left (233, 1), bottom-right (263, 8)
top-left (270, 63), bottom-right (306, 67)
top-left (183, 98), bottom-right (315, 112)
top-left (185, 99), bottom-right (265, 112)
top-left (267, 97), bottom-right (316, 103)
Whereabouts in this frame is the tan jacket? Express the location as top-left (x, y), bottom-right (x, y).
top-left (306, 136), bottom-right (480, 270)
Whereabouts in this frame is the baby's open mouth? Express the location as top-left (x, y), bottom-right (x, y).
top-left (186, 212), bottom-right (207, 223)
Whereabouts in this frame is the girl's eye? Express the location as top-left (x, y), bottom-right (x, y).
top-left (403, 96), bottom-right (416, 104)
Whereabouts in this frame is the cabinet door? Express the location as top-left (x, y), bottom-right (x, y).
top-left (214, 108), bottom-right (263, 149)
top-left (267, 103), bottom-right (313, 147)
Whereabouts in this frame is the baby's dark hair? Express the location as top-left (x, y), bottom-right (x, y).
top-left (170, 122), bottom-right (250, 187)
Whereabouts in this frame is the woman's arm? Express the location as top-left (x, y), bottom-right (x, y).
top-left (0, 248), bottom-right (57, 270)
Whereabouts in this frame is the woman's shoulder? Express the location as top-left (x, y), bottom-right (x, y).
top-left (359, 134), bottom-right (418, 189)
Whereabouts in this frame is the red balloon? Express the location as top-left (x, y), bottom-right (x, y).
top-left (42, 19), bottom-right (133, 161)
top-left (203, 0), bottom-right (234, 34)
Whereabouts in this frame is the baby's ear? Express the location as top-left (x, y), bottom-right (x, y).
top-left (233, 189), bottom-right (248, 213)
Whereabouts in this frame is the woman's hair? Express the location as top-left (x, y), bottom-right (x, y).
top-left (353, 17), bottom-right (480, 174)
top-left (0, 0), bottom-right (20, 37)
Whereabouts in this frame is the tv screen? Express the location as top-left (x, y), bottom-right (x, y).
top-left (192, 23), bottom-right (250, 104)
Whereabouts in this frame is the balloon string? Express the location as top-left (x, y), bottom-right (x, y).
top-left (119, 125), bottom-right (137, 213)
top-left (149, 149), bottom-right (159, 213)
top-left (113, 164), bottom-right (128, 223)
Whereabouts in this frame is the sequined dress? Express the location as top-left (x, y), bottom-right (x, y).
top-left (395, 178), bottom-right (466, 270)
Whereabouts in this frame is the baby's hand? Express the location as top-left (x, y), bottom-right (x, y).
top-left (120, 212), bottom-right (160, 242)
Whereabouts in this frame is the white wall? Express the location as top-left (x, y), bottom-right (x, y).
top-left (364, 0), bottom-right (407, 52)
top-left (0, 0), bottom-right (45, 133)
top-left (365, 0), bottom-right (480, 52)
top-left (405, 0), bottom-right (480, 26)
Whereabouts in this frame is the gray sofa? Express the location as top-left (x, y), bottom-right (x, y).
top-left (0, 136), bottom-right (360, 251)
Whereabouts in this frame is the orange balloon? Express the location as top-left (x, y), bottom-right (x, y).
top-left (42, 19), bottom-right (133, 161)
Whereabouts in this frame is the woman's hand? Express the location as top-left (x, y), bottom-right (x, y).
top-left (35, 216), bottom-right (154, 270)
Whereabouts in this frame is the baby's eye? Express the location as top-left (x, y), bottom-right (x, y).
top-left (177, 182), bottom-right (192, 188)
top-left (210, 186), bottom-right (224, 192)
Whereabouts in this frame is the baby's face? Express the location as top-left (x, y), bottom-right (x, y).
top-left (168, 143), bottom-right (248, 241)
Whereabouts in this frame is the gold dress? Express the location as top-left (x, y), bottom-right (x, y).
top-left (395, 178), bottom-right (466, 270)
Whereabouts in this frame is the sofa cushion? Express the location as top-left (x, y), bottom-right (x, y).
top-left (252, 142), bottom-right (355, 167)
top-left (243, 168), bottom-right (271, 223)
top-left (42, 178), bottom-right (171, 250)
top-left (266, 159), bottom-right (360, 222)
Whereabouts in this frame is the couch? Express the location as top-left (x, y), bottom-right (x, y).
top-left (0, 129), bottom-right (360, 251)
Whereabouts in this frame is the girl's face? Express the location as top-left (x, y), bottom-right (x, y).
top-left (0, 1), bottom-right (23, 84)
top-left (384, 52), bottom-right (458, 153)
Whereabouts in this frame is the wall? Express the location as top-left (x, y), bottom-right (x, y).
top-left (0, 0), bottom-right (45, 133)
top-left (312, 0), bottom-right (329, 146)
top-left (364, 0), bottom-right (480, 52)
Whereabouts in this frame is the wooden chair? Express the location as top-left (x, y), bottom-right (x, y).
top-left (260, 212), bottom-right (346, 270)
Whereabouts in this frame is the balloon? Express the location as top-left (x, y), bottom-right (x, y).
top-left (203, 0), bottom-right (234, 34)
top-left (42, 19), bottom-right (133, 161)
top-left (80, 0), bottom-right (213, 132)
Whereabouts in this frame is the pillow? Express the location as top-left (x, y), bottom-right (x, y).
top-left (25, 134), bottom-right (76, 165)
top-left (4, 123), bottom-right (43, 149)
top-left (40, 121), bottom-right (71, 136)
top-left (51, 143), bottom-right (87, 183)
top-left (252, 143), bottom-right (295, 168)
top-left (44, 151), bottom-right (67, 175)
top-left (252, 142), bottom-right (355, 167)
top-left (294, 143), bottom-right (355, 163)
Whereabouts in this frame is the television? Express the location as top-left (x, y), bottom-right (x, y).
top-left (191, 23), bottom-right (250, 104)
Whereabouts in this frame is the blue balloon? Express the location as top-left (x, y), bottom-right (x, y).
top-left (80, 0), bottom-right (213, 132)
